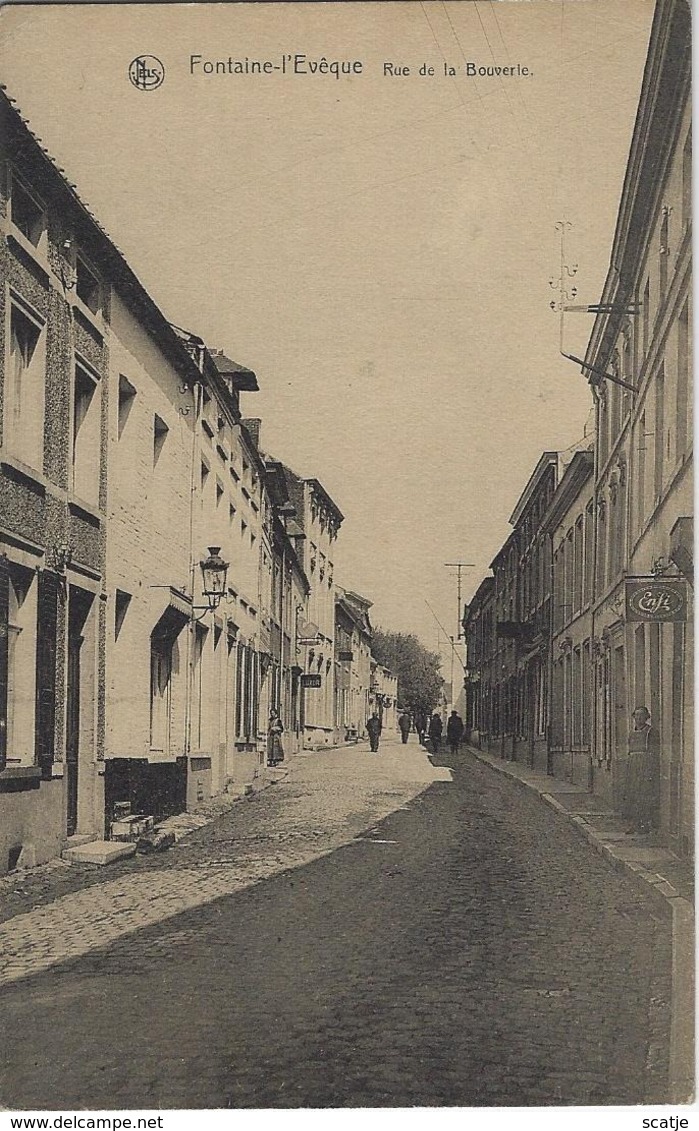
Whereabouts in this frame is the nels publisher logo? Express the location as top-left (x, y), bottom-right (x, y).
top-left (129, 55), bottom-right (165, 91)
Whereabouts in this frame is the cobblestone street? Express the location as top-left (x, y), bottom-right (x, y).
top-left (1, 740), bottom-right (670, 1109)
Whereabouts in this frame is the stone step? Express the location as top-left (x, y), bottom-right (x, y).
top-left (62, 840), bottom-right (137, 866)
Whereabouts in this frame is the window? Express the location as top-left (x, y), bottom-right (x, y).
top-left (596, 503), bottom-right (607, 592)
top-left (642, 278), bottom-right (650, 358)
top-left (654, 365), bottom-right (665, 500)
top-left (114, 590), bottom-right (131, 641)
top-left (677, 302), bottom-right (690, 458)
top-left (11, 176), bottom-right (45, 247)
top-left (229, 503), bottom-right (236, 525)
top-left (190, 623), bottom-right (207, 750)
top-left (682, 130), bottom-right (692, 230)
top-left (75, 256), bottom-right (101, 315)
top-left (5, 563), bottom-right (37, 767)
top-left (598, 393), bottom-right (608, 469)
top-left (584, 503), bottom-right (594, 605)
top-left (581, 641), bottom-right (591, 745)
top-left (634, 624), bottom-right (646, 710)
top-left (5, 301), bottom-right (46, 469)
top-left (153, 415), bottom-right (168, 465)
top-left (572, 648), bottom-right (582, 746)
top-left (215, 479), bottom-right (224, 508)
top-left (636, 412), bottom-right (647, 533)
top-left (118, 375), bottom-right (136, 439)
top-left (573, 518), bottom-right (583, 614)
top-left (72, 361), bottom-right (101, 507)
top-left (150, 639), bottom-right (172, 753)
top-left (659, 208), bottom-right (669, 304)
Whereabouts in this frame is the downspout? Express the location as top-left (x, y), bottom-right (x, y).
top-left (185, 377), bottom-right (203, 764)
top-left (589, 381), bottom-right (601, 793)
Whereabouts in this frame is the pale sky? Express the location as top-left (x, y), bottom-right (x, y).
top-left (0, 0), bottom-right (654, 660)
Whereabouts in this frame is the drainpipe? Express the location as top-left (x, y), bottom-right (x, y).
top-left (590, 381), bottom-right (601, 793)
top-left (185, 378), bottom-right (204, 764)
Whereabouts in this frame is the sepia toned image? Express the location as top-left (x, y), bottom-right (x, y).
top-left (0, 0), bottom-right (693, 1114)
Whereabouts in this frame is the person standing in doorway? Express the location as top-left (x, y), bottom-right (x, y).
top-left (366, 711), bottom-right (382, 753)
top-left (398, 710), bottom-right (411, 745)
top-left (446, 710), bottom-right (464, 755)
top-left (428, 712), bottom-right (443, 754)
top-left (623, 706), bottom-right (660, 834)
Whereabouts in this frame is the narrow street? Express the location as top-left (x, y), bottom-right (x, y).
top-left (1, 740), bottom-right (670, 1109)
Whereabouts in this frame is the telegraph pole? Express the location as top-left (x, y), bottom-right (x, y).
top-left (444, 562), bottom-right (475, 640)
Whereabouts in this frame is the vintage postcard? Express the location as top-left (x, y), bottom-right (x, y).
top-left (0, 0), bottom-right (692, 1120)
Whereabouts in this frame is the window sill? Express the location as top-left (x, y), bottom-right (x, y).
top-left (6, 230), bottom-right (51, 283)
top-left (0, 765), bottom-right (42, 793)
top-left (0, 453), bottom-right (48, 495)
top-left (72, 299), bottom-right (105, 342)
top-left (68, 494), bottom-right (103, 525)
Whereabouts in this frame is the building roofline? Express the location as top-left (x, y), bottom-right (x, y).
top-left (509, 452), bottom-right (559, 527)
top-left (1, 87), bottom-right (205, 391)
top-left (584, 0), bottom-right (691, 374)
top-left (540, 450), bottom-right (594, 535)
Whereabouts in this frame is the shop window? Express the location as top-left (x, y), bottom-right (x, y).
top-left (72, 361), bottom-right (102, 507)
top-left (5, 301), bottom-right (46, 470)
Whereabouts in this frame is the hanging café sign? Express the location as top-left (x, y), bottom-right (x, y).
top-left (625, 578), bottom-right (688, 622)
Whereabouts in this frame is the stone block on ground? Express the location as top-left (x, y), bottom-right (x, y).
top-left (62, 841), bottom-right (137, 866)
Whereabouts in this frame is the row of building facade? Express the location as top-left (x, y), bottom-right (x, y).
top-left (0, 86), bottom-right (397, 875)
top-left (464, 0), bottom-right (692, 858)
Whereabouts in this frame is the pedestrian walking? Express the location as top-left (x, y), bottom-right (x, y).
top-left (446, 710), bottom-right (464, 755)
top-left (622, 706), bottom-right (660, 834)
top-left (267, 710), bottom-right (285, 767)
top-left (414, 711), bottom-right (427, 746)
top-left (366, 711), bottom-right (382, 753)
top-left (428, 712), bottom-right (443, 754)
top-left (398, 710), bottom-right (411, 745)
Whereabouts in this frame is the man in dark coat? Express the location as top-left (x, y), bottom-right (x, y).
top-left (398, 711), bottom-right (411, 744)
top-left (428, 712), bottom-right (443, 754)
top-left (366, 712), bottom-right (382, 753)
top-left (446, 710), bottom-right (464, 754)
top-left (414, 711), bottom-right (427, 746)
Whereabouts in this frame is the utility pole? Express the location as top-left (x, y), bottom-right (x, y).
top-left (444, 562), bottom-right (475, 640)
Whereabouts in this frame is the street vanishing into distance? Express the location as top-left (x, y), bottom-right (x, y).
top-left (1, 738), bottom-right (670, 1109)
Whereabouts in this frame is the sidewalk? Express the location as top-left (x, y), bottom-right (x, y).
top-left (465, 743), bottom-right (694, 1104)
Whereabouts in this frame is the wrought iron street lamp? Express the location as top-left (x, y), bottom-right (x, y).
top-left (199, 546), bottom-right (229, 611)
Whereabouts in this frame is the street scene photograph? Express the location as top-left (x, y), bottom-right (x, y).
top-left (0, 0), bottom-right (693, 1117)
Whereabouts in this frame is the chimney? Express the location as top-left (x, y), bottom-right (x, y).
top-left (242, 418), bottom-right (262, 450)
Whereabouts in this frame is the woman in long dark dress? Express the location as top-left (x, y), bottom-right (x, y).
top-left (267, 711), bottom-right (285, 766)
top-left (623, 706), bottom-right (660, 834)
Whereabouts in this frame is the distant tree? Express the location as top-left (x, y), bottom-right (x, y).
top-left (371, 629), bottom-right (443, 716)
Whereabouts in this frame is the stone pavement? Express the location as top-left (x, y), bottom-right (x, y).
top-left (0, 737), bottom-right (450, 988)
top-left (465, 743), bottom-right (694, 1103)
top-left (1, 745), bottom-right (672, 1109)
